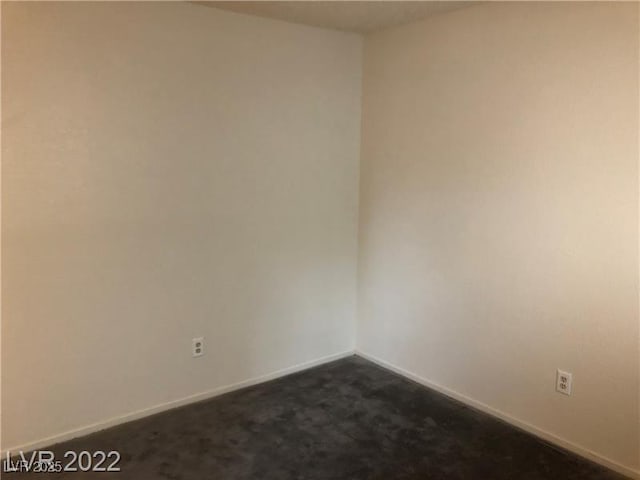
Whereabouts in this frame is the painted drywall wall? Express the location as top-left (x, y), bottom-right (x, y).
top-left (2, 1), bottom-right (361, 450)
top-left (358, 1), bottom-right (639, 474)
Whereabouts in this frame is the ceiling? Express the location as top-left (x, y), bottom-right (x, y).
top-left (196, 1), bottom-right (474, 34)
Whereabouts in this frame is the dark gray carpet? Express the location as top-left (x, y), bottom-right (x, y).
top-left (5, 355), bottom-right (628, 479)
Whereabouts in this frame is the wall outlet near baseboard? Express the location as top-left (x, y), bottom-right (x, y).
top-left (556, 369), bottom-right (572, 395)
top-left (192, 337), bottom-right (204, 357)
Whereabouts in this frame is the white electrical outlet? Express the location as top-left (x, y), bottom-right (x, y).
top-left (556, 369), bottom-right (572, 396)
top-left (192, 337), bottom-right (204, 357)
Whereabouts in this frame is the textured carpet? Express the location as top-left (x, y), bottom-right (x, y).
top-left (5, 355), bottom-right (627, 479)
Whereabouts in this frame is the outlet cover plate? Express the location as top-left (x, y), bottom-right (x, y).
top-left (192, 337), bottom-right (204, 357)
top-left (556, 369), bottom-right (572, 396)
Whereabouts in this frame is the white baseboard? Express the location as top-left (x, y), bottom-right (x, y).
top-left (2, 349), bottom-right (355, 456)
top-left (7, 348), bottom-right (637, 479)
top-left (355, 349), bottom-right (639, 480)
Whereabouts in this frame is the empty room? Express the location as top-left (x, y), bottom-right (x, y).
top-left (2, 1), bottom-right (639, 479)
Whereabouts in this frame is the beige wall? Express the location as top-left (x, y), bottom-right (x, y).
top-left (2, 2), bottom-right (361, 450)
top-left (358, 2), bottom-right (639, 474)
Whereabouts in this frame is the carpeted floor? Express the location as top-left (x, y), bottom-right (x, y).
top-left (5, 355), bottom-right (627, 479)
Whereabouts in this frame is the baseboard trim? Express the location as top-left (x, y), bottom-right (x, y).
top-left (2, 349), bottom-right (355, 456)
top-left (355, 349), bottom-right (639, 480)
